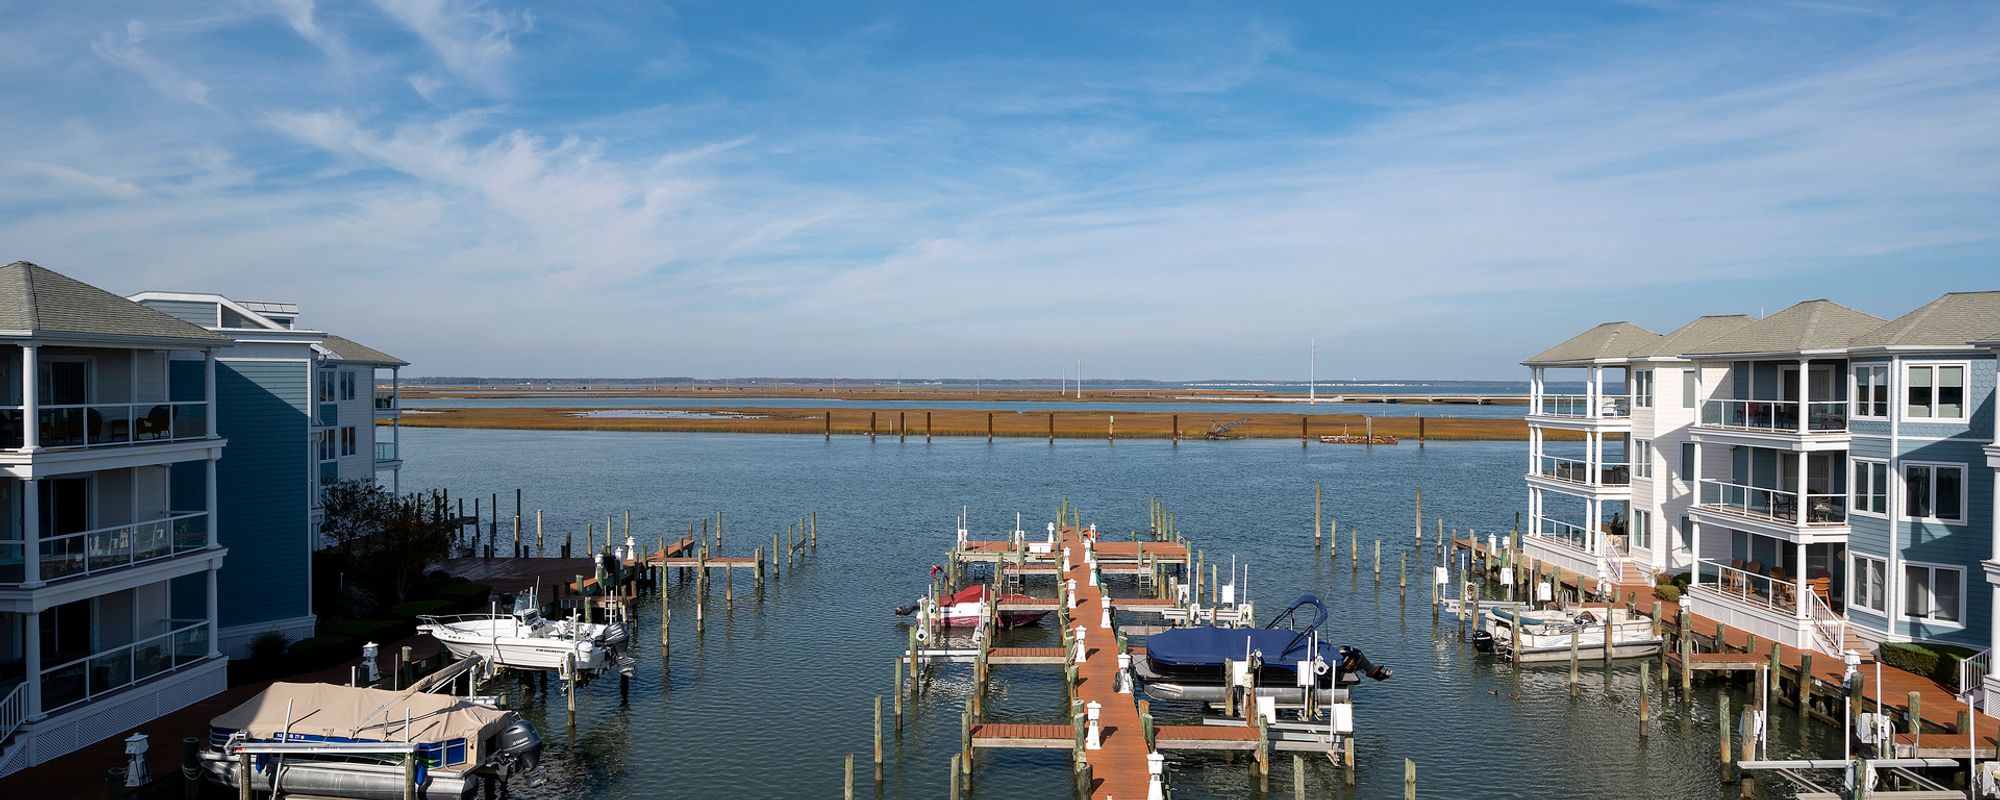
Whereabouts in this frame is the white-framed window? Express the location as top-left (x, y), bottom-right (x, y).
top-left (1632, 439), bottom-right (1653, 479)
top-left (1680, 441), bottom-right (1696, 481)
top-left (340, 371), bottom-right (357, 401)
top-left (1853, 364), bottom-right (1889, 418)
top-left (317, 369), bottom-right (336, 402)
top-left (1903, 561), bottom-right (1963, 625)
top-left (1903, 462), bottom-right (1965, 523)
top-left (1903, 363), bottom-right (1967, 421)
top-left (317, 431), bottom-right (336, 461)
top-left (1632, 508), bottom-right (1652, 550)
top-left (1850, 459), bottom-right (1888, 516)
top-left (1680, 370), bottom-right (1697, 409)
top-left (1852, 553), bottom-right (1887, 614)
top-left (340, 426), bottom-right (357, 457)
top-left (1632, 370), bottom-right (1654, 408)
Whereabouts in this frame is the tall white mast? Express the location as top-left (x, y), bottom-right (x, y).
top-left (1076, 360), bottom-right (1082, 399)
top-left (1309, 338), bottom-right (1317, 405)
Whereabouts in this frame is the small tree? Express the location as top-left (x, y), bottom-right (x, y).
top-left (362, 492), bottom-right (457, 604)
top-left (320, 479), bottom-right (391, 563)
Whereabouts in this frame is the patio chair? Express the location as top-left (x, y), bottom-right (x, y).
top-left (136, 404), bottom-right (172, 440)
top-left (1769, 567), bottom-right (1793, 605)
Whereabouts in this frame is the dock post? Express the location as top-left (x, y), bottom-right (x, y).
top-left (845, 753), bottom-right (855, 800)
top-left (1604, 607), bottom-right (1615, 667)
top-left (773, 531), bottom-right (781, 579)
top-left (536, 510), bottom-right (544, 557)
top-left (1294, 753), bottom-right (1305, 800)
top-left (825, 411), bottom-right (831, 440)
top-left (1048, 412), bottom-right (1055, 443)
top-left (900, 411), bottom-right (906, 442)
top-left (1301, 415), bottom-right (1308, 444)
top-left (926, 411), bottom-right (932, 442)
top-left (1414, 487), bottom-right (1422, 549)
top-left (987, 412), bottom-right (993, 442)
top-left (1172, 413), bottom-right (1179, 442)
top-left (1639, 662), bottom-right (1651, 737)
top-left (755, 547), bottom-right (764, 588)
top-left (1907, 690), bottom-right (1921, 738)
top-left (1797, 652), bottom-right (1812, 710)
top-left (869, 411), bottom-right (876, 437)
top-left (1314, 483), bottom-right (1322, 549)
top-left (1344, 736), bottom-right (1355, 786)
top-left (811, 511), bottom-right (817, 551)
top-left (1404, 758), bottom-right (1416, 800)
top-left (565, 654), bottom-right (577, 728)
top-left (1569, 627), bottom-right (1580, 693)
top-left (1679, 611), bottom-right (1693, 691)
top-left (1719, 695), bottom-right (1732, 782)
top-left (873, 695), bottom-right (883, 777)
top-left (1374, 539), bottom-right (1381, 580)
top-left (947, 755), bottom-right (959, 800)
top-left (238, 750), bottom-right (251, 800)
top-left (1399, 552), bottom-right (1406, 596)
top-left (893, 658), bottom-right (903, 732)
top-left (724, 553), bottom-right (733, 606)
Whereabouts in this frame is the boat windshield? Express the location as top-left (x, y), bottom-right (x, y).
top-left (512, 593), bottom-right (544, 627)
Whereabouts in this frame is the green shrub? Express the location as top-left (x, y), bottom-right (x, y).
top-left (389, 599), bottom-right (458, 619)
top-left (1671, 572), bottom-right (1692, 590)
top-left (249, 630), bottom-right (290, 663)
top-left (1652, 584), bottom-right (1682, 603)
top-left (1930, 643), bottom-right (1981, 690)
top-left (1881, 641), bottom-right (1940, 679)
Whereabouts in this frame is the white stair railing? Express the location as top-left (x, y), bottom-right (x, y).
top-left (1960, 648), bottom-right (1993, 705)
top-left (1806, 588), bottom-right (1846, 657)
top-left (0, 681), bottom-right (26, 747)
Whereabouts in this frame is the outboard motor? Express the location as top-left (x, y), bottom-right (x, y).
top-left (497, 717), bottom-right (547, 788)
top-left (892, 602), bottom-right (920, 617)
top-left (1471, 629), bottom-right (1495, 652)
top-left (1336, 646), bottom-right (1391, 687)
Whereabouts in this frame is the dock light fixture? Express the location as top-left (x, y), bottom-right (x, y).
top-left (123, 734), bottom-right (149, 786)
top-left (1068, 580), bottom-right (1079, 607)
top-left (1118, 653), bottom-right (1133, 693)
top-left (1844, 649), bottom-right (1861, 680)
top-left (1147, 752), bottom-right (1166, 800)
top-left (1085, 701), bottom-right (1102, 750)
top-left (1075, 626), bottom-right (1087, 663)
top-left (362, 642), bottom-right (381, 683)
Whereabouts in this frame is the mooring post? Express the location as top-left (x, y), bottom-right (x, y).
top-left (1374, 539), bottom-right (1381, 579)
top-left (893, 658), bottom-right (904, 731)
top-left (1797, 652), bottom-right (1813, 710)
top-left (926, 411), bottom-right (932, 442)
top-left (986, 412), bottom-right (994, 442)
top-left (1569, 627), bottom-right (1580, 693)
top-left (1294, 753), bottom-right (1305, 800)
top-left (1314, 483), bottom-right (1322, 549)
top-left (873, 695), bottom-right (883, 775)
top-left (811, 511), bottom-right (817, 550)
top-left (844, 753), bottom-right (855, 800)
top-left (1404, 758), bottom-right (1416, 800)
top-left (1679, 611), bottom-right (1693, 691)
top-left (1639, 662), bottom-right (1651, 737)
top-left (1414, 486), bottom-right (1423, 549)
top-left (1719, 694), bottom-right (1732, 782)
top-left (825, 411), bottom-right (832, 440)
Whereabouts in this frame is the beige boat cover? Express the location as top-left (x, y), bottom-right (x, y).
top-left (211, 682), bottom-right (511, 746)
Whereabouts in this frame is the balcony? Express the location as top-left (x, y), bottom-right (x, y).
top-left (1699, 399), bottom-right (1848, 434)
top-left (1, 402), bottom-right (208, 451)
top-left (0, 512), bottom-right (209, 585)
top-left (1695, 480), bottom-right (1847, 526)
top-left (1691, 558), bottom-right (1846, 655)
top-left (375, 441), bottom-right (398, 462)
top-left (1540, 394), bottom-right (1631, 418)
top-left (39, 619), bottom-right (210, 714)
top-left (374, 391), bottom-right (398, 413)
top-left (1534, 455), bottom-right (1630, 487)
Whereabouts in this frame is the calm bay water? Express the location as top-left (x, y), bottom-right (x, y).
top-left (403, 395), bottom-right (1526, 419)
top-left (399, 428), bottom-right (1829, 798)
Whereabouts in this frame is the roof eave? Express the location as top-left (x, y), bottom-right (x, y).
top-left (0, 328), bottom-right (233, 348)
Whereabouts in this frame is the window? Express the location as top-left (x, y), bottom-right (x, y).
top-left (317, 431), bottom-right (336, 461)
top-left (1681, 370), bottom-right (1697, 409)
top-left (1680, 442), bottom-right (1697, 481)
top-left (1904, 463), bottom-right (1964, 522)
top-left (317, 369), bottom-right (336, 402)
top-left (1904, 364), bottom-right (1966, 420)
top-left (340, 371), bottom-right (357, 401)
top-left (1851, 460), bottom-right (1888, 516)
top-left (1678, 515), bottom-right (1693, 550)
top-left (1852, 555), bottom-right (1886, 614)
top-left (1904, 562), bottom-right (1963, 624)
top-left (341, 426), bottom-right (357, 457)
top-left (1632, 439), bottom-right (1653, 479)
top-left (1853, 365), bottom-right (1889, 418)
top-left (1632, 370), bottom-right (1653, 408)
top-left (1632, 509), bottom-right (1652, 549)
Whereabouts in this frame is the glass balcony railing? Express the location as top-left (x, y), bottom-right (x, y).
top-left (1538, 394), bottom-right (1632, 418)
top-left (1532, 517), bottom-right (1593, 552)
top-left (0, 402), bottom-right (208, 450)
top-left (8, 512), bottom-right (211, 584)
top-left (40, 620), bottom-right (210, 713)
top-left (376, 441), bottom-right (398, 462)
top-left (1534, 455), bottom-right (1631, 487)
top-left (1696, 480), bottom-right (1847, 525)
top-left (1699, 399), bottom-right (1848, 433)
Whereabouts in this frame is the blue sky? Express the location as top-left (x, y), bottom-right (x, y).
top-left (2, 2), bottom-right (1996, 380)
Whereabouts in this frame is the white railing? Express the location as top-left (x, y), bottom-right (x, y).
top-left (1700, 398), bottom-right (1848, 433)
top-left (1539, 394), bottom-right (1631, 418)
top-left (1807, 587), bottom-right (1846, 657)
top-left (29, 512), bottom-right (209, 584)
top-left (0, 681), bottom-right (25, 747)
top-left (1534, 455), bottom-right (1632, 487)
top-left (1696, 480), bottom-right (1848, 525)
top-left (1961, 648), bottom-right (1993, 703)
top-left (375, 441), bottom-right (398, 462)
top-left (1697, 559), bottom-right (1796, 614)
top-left (1533, 517), bottom-right (1592, 552)
top-left (39, 620), bottom-right (210, 714)
top-left (2, 401), bottom-right (208, 450)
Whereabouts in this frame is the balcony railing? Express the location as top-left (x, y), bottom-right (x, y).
top-left (1696, 559), bottom-right (1799, 614)
top-left (1533, 517), bottom-right (1593, 552)
top-left (374, 391), bottom-right (398, 412)
top-left (0, 681), bottom-right (24, 748)
top-left (1534, 455), bottom-right (1630, 487)
top-left (1696, 480), bottom-right (1847, 525)
top-left (0, 512), bottom-right (210, 584)
top-left (1699, 399), bottom-right (1848, 433)
top-left (40, 620), bottom-right (210, 714)
top-left (1539, 394), bottom-right (1631, 418)
top-left (0, 401), bottom-right (208, 451)
top-left (376, 441), bottom-right (398, 462)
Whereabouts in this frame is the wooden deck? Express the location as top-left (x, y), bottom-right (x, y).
top-left (1155, 724), bottom-right (1263, 751)
top-left (989, 647), bottom-right (1068, 665)
top-left (1058, 525), bottom-right (1156, 799)
top-left (971, 723), bottom-right (1074, 749)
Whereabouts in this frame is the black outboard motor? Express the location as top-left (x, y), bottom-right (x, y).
top-left (1471, 629), bottom-right (1495, 652)
top-left (498, 717), bottom-right (547, 788)
top-left (892, 602), bottom-right (919, 617)
top-left (1336, 646), bottom-right (1391, 687)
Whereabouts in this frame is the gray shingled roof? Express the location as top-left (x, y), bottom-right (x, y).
top-left (1523, 322), bottom-right (1660, 365)
top-left (0, 261), bottom-right (231, 345)
top-left (321, 333), bottom-right (408, 366)
top-left (1849, 291), bottom-right (2000, 349)
top-left (1683, 299), bottom-right (1884, 356)
top-left (1630, 314), bottom-right (1757, 359)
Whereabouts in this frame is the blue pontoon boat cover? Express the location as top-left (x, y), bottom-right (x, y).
top-left (1147, 627), bottom-right (1327, 669)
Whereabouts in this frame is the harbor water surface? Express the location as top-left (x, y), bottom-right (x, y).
top-left (400, 428), bottom-right (1833, 798)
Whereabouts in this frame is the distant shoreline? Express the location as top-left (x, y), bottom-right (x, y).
top-left (400, 384), bottom-right (1531, 406)
top-left (394, 404), bottom-right (1573, 441)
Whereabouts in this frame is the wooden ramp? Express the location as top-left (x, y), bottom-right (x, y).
top-left (971, 723), bottom-right (1074, 750)
top-left (989, 647), bottom-right (1067, 665)
top-left (1155, 724), bottom-right (1262, 752)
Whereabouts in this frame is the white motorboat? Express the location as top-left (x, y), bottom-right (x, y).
top-left (419, 590), bottom-right (633, 677)
top-left (1475, 605), bottom-right (1662, 663)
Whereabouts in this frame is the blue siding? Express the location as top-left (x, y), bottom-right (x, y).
top-left (215, 360), bottom-right (310, 629)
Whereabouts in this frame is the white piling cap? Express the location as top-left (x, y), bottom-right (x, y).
top-left (124, 733), bottom-right (148, 754)
top-left (1086, 700), bottom-right (1101, 720)
top-left (1148, 752), bottom-right (1166, 773)
top-left (362, 641), bottom-right (379, 658)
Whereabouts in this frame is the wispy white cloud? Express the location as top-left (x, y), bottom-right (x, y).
top-left (367, 0), bottom-right (533, 94)
top-left (89, 19), bottom-right (219, 110)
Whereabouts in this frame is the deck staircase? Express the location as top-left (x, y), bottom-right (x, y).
top-left (0, 681), bottom-right (29, 779)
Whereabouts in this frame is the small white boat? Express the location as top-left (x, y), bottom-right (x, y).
top-left (419, 590), bottom-right (633, 677)
top-left (1476, 605), bottom-right (1662, 663)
